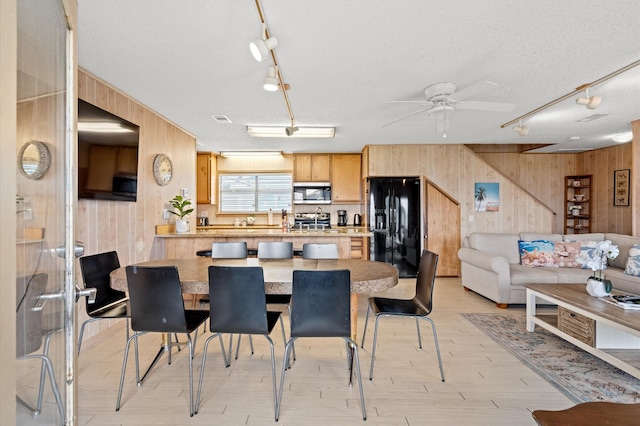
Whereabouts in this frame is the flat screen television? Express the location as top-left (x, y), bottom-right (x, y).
top-left (77, 99), bottom-right (140, 202)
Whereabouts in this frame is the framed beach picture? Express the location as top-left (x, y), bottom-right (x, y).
top-left (614, 169), bottom-right (630, 206)
top-left (475, 182), bottom-right (499, 212)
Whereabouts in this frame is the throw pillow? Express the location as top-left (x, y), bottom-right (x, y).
top-left (624, 244), bottom-right (640, 277)
top-left (565, 240), bottom-right (606, 270)
top-left (518, 240), bottom-right (557, 267)
top-left (552, 241), bottom-right (581, 268)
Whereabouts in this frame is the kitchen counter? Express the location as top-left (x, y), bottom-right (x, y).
top-left (154, 225), bottom-right (370, 259)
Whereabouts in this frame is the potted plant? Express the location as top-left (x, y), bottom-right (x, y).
top-left (576, 240), bottom-right (619, 297)
top-left (169, 195), bottom-right (194, 233)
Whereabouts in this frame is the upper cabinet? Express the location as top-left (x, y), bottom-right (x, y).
top-left (331, 154), bottom-right (362, 203)
top-left (196, 153), bottom-right (216, 204)
top-left (293, 154), bottom-right (331, 182)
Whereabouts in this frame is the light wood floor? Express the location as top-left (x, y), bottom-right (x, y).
top-left (21, 278), bottom-right (574, 425)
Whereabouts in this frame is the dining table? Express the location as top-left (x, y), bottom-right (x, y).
top-left (110, 257), bottom-right (399, 341)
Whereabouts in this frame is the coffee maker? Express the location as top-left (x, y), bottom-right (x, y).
top-left (337, 210), bottom-right (348, 227)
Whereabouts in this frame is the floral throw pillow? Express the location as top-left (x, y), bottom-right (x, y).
top-left (566, 240), bottom-right (605, 270)
top-left (624, 244), bottom-right (640, 277)
top-left (552, 241), bottom-right (581, 268)
top-left (519, 240), bottom-right (557, 267)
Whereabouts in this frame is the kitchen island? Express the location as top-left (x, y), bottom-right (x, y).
top-left (155, 225), bottom-right (371, 260)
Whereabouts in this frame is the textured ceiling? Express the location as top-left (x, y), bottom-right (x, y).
top-left (77, 0), bottom-right (640, 154)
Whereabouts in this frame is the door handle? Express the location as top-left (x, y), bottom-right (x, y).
top-left (52, 241), bottom-right (85, 259)
top-left (75, 285), bottom-right (97, 304)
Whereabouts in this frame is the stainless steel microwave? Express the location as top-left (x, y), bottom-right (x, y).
top-left (293, 182), bottom-right (331, 204)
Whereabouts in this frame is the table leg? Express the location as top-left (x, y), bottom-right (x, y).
top-left (526, 290), bottom-right (536, 332)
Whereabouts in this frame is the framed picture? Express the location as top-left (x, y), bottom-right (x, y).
top-left (474, 182), bottom-right (499, 212)
top-left (614, 169), bottom-right (630, 206)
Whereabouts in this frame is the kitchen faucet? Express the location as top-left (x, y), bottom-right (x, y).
top-left (314, 207), bottom-right (322, 230)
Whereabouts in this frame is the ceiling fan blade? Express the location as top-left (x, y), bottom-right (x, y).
top-left (388, 100), bottom-right (434, 105)
top-left (450, 81), bottom-right (497, 101)
top-left (382, 107), bottom-right (431, 127)
top-left (456, 100), bottom-right (516, 112)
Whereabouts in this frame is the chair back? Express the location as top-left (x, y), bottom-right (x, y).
top-left (211, 241), bottom-right (248, 259)
top-left (125, 266), bottom-right (188, 333)
top-left (290, 269), bottom-right (351, 338)
top-left (302, 243), bottom-right (339, 259)
top-left (16, 273), bottom-right (48, 357)
top-left (208, 266), bottom-right (269, 334)
top-left (79, 251), bottom-right (125, 313)
top-left (415, 250), bottom-right (438, 313)
top-left (257, 241), bottom-right (293, 259)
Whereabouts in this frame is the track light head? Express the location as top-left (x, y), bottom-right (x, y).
top-left (513, 124), bottom-right (529, 136)
top-left (263, 67), bottom-right (279, 91)
top-left (249, 36), bottom-right (278, 62)
top-left (285, 125), bottom-right (299, 136)
top-left (576, 88), bottom-right (601, 109)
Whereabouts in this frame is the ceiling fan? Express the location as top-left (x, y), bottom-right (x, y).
top-left (382, 81), bottom-right (515, 128)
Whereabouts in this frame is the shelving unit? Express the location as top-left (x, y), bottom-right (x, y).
top-left (564, 175), bottom-right (592, 234)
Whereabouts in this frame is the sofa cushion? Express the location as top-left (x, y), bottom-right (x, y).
top-left (552, 241), bottom-right (581, 268)
top-left (519, 240), bottom-right (557, 267)
top-left (520, 233), bottom-right (563, 242)
top-left (554, 267), bottom-right (594, 283)
top-left (510, 264), bottom-right (559, 286)
top-left (563, 233), bottom-right (605, 242)
top-left (468, 233), bottom-right (521, 264)
top-left (604, 268), bottom-right (640, 295)
top-left (624, 244), bottom-right (640, 277)
top-left (606, 234), bottom-right (640, 269)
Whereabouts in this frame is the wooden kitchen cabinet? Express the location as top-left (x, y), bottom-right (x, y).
top-left (196, 153), bottom-right (216, 204)
top-left (331, 154), bottom-right (362, 203)
top-left (293, 154), bottom-right (331, 182)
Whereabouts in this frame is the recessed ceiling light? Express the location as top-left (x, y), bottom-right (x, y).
top-left (211, 114), bottom-right (232, 124)
top-left (612, 132), bottom-right (633, 143)
top-left (567, 136), bottom-right (580, 141)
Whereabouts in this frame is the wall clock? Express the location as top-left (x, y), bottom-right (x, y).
top-left (153, 154), bottom-right (173, 186)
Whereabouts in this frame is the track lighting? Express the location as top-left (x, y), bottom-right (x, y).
top-left (285, 124), bottom-right (299, 136)
top-left (263, 66), bottom-right (279, 91)
top-left (250, 25), bottom-right (278, 62)
top-left (576, 88), bottom-right (601, 110)
top-left (513, 120), bottom-right (529, 136)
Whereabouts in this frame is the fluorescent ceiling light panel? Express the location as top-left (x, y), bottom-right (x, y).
top-left (78, 122), bottom-right (135, 133)
top-left (247, 126), bottom-right (335, 138)
top-left (220, 151), bottom-right (282, 157)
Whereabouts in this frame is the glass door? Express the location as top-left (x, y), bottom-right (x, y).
top-left (16, 0), bottom-right (78, 424)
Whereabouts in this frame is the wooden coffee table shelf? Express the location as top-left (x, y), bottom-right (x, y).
top-left (525, 283), bottom-right (640, 380)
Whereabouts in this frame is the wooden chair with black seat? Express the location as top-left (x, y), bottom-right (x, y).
top-left (78, 251), bottom-right (130, 355)
top-left (116, 266), bottom-right (209, 417)
top-left (195, 265), bottom-right (285, 420)
top-left (276, 269), bottom-right (366, 421)
top-left (16, 273), bottom-right (65, 423)
top-left (360, 249), bottom-right (445, 382)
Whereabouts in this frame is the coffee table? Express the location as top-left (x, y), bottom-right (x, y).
top-left (525, 283), bottom-right (640, 380)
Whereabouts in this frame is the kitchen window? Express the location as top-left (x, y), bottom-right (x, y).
top-left (219, 174), bottom-right (292, 213)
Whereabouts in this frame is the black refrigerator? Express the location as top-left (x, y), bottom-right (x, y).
top-left (368, 177), bottom-right (422, 278)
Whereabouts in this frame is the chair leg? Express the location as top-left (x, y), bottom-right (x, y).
top-left (264, 336), bottom-right (278, 421)
top-left (196, 333), bottom-right (226, 414)
top-left (276, 337), bottom-right (296, 421)
top-left (186, 335), bottom-right (195, 417)
top-left (415, 317), bottom-right (423, 348)
top-left (287, 304), bottom-right (296, 361)
top-left (368, 314), bottom-right (382, 380)
top-left (347, 338), bottom-right (367, 421)
top-left (360, 303), bottom-right (372, 348)
top-left (421, 317), bottom-right (446, 382)
top-left (19, 353), bottom-right (65, 423)
top-left (116, 332), bottom-right (140, 411)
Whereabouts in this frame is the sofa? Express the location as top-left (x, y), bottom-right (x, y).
top-left (457, 232), bottom-right (640, 308)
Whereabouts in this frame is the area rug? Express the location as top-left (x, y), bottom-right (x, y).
top-left (462, 313), bottom-right (640, 404)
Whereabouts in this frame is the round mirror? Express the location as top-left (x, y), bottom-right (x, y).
top-left (18, 140), bottom-right (51, 180)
